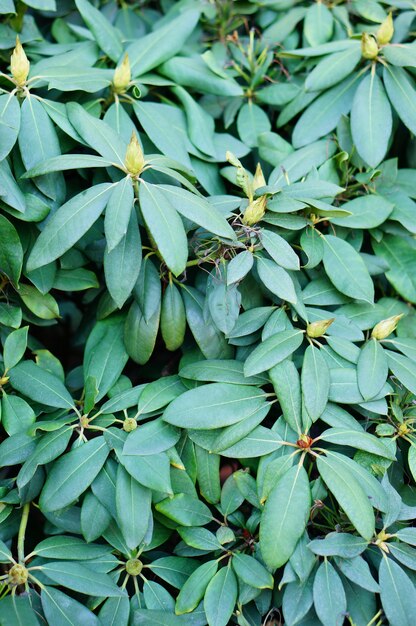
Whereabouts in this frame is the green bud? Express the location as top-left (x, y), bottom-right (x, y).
top-left (361, 33), bottom-right (379, 60)
top-left (242, 196), bottom-right (267, 226)
top-left (253, 163), bottom-right (266, 191)
top-left (377, 13), bottom-right (394, 45)
top-left (113, 53), bottom-right (131, 93)
top-left (371, 314), bottom-right (403, 340)
top-left (123, 417), bottom-right (137, 432)
top-left (125, 558), bottom-right (143, 576)
top-left (125, 132), bottom-right (145, 176)
top-left (8, 563), bottom-right (28, 586)
top-left (306, 318), bottom-right (334, 338)
top-left (10, 37), bottom-right (30, 86)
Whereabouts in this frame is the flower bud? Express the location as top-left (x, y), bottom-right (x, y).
top-left (371, 314), bottom-right (403, 340)
top-left (124, 132), bottom-right (145, 175)
top-left (113, 54), bottom-right (131, 93)
top-left (123, 417), bottom-right (137, 432)
top-left (306, 318), bottom-right (334, 338)
top-left (8, 564), bottom-right (28, 586)
top-left (125, 558), bottom-right (143, 576)
top-left (377, 13), bottom-right (394, 45)
top-left (361, 33), bottom-right (379, 60)
top-left (253, 163), bottom-right (266, 191)
top-left (10, 37), bottom-right (30, 86)
top-left (242, 196), bottom-right (267, 226)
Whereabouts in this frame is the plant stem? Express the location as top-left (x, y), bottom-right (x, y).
top-left (17, 502), bottom-right (30, 563)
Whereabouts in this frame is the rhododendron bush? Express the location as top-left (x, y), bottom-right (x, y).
top-left (0, 1), bottom-right (416, 625)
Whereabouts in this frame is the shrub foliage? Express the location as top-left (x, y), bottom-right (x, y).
top-left (0, 1), bottom-right (416, 625)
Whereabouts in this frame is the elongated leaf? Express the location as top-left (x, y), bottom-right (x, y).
top-left (41, 561), bottom-right (124, 597)
top-left (244, 329), bottom-right (304, 377)
top-left (260, 464), bottom-right (311, 568)
top-left (383, 65), bottom-right (416, 135)
top-left (175, 560), bottom-right (218, 615)
top-left (313, 560), bottom-right (346, 626)
top-left (41, 587), bottom-right (100, 626)
top-left (75, 0), bottom-right (123, 62)
top-left (204, 566), bottom-right (237, 626)
top-left (269, 360), bottom-right (302, 433)
top-left (351, 70), bottom-right (392, 167)
top-left (232, 553), bottom-right (274, 589)
top-left (0, 213), bottom-right (23, 286)
top-left (319, 427), bottom-right (395, 459)
top-left (116, 465), bottom-right (151, 550)
top-left (162, 383), bottom-right (267, 429)
top-left (317, 454), bottom-right (375, 540)
top-left (257, 256), bottom-right (297, 304)
top-left (322, 235), bottom-right (374, 304)
top-left (39, 438), bottom-right (109, 512)
top-left (105, 176), bottom-right (135, 252)
top-left (386, 350), bottom-right (416, 394)
top-left (27, 183), bottom-right (114, 270)
top-left (379, 557), bottom-right (416, 626)
top-left (9, 361), bottom-right (74, 409)
top-left (302, 345), bottom-right (330, 421)
top-left (139, 181), bottom-right (188, 276)
top-left (357, 339), bottom-right (388, 400)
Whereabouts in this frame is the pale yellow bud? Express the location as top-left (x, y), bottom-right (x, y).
top-left (253, 163), bottom-right (266, 191)
top-left (124, 132), bottom-right (145, 175)
top-left (113, 54), bottom-right (131, 93)
top-left (361, 33), bottom-right (379, 60)
top-left (306, 318), bottom-right (335, 338)
top-left (123, 417), bottom-right (137, 432)
top-left (10, 37), bottom-right (30, 86)
top-left (377, 13), bottom-right (394, 45)
top-left (225, 151), bottom-right (242, 168)
top-left (371, 314), bottom-right (404, 340)
top-left (242, 196), bottom-right (267, 226)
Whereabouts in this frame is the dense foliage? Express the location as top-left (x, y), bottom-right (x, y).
top-left (0, 1), bottom-right (416, 624)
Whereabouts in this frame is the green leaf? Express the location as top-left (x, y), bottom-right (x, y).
top-left (357, 339), bottom-right (388, 400)
top-left (175, 560), bottom-right (218, 615)
top-left (19, 95), bottom-right (62, 200)
top-left (313, 560), bottom-right (346, 626)
top-left (18, 284), bottom-right (59, 320)
top-left (383, 65), bottom-right (416, 136)
top-left (23, 154), bottom-right (113, 178)
top-left (0, 596), bottom-right (41, 626)
top-left (304, 2), bottom-right (333, 46)
top-left (0, 213), bottom-right (23, 286)
top-left (232, 553), bottom-right (274, 589)
top-left (9, 360), bottom-right (74, 409)
top-left (104, 211), bottom-right (141, 308)
top-left (41, 587), bottom-right (100, 626)
top-left (75, 0), bottom-right (123, 62)
top-left (40, 561), bottom-right (125, 597)
top-left (1, 393), bottom-right (35, 436)
top-left (257, 257), bottom-right (297, 304)
top-left (68, 103), bottom-right (126, 166)
top-left (119, 452), bottom-right (172, 494)
top-left (33, 535), bottom-right (110, 560)
top-left (123, 419), bottom-right (180, 456)
top-left (163, 383), bottom-right (266, 429)
top-left (226, 251), bottom-right (254, 285)
top-left (260, 464), bottom-right (311, 569)
top-left (157, 185), bottom-right (235, 240)
top-left (204, 566), bottom-right (238, 626)
top-left (115, 465), bottom-right (151, 550)
top-left (308, 533), bottom-right (367, 558)
top-left (301, 345), bottom-right (330, 421)
top-left (319, 427), bottom-right (395, 459)
top-left (269, 360), bottom-right (302, 434)
top-left (316, 453), bottom-right (375, 540)
top-left (379, 557), bottom-right (416, 626)
top-left (351, 71), bottom-right (392, 167)
top-left (161, 283), bottom-right (186, 351)
top-left (39, 438), bottom-right (109, 512)
top-left (138, 375), bottom-right (185, 415)
top-left (244, 329), bottom-right (304, 377)
top-left (156, 493), bottom-right (212, 527)
top-left (237, 102), bottom-right (271, 147)
top-left (372, 235), bottom-right (416, 303)
top-left (0, 94), bottom-right (20, 161)
top-left (386, 350), bottom-right (416, 394)
top-left (127, 9), bottom-right (200, 77)
top-left (261, 228), bottom-right (300, 270)
top-left (104, 176), bottom-right (135, 252)
top-left (293, 73), bottom-right (361, 148)
top-left (331, 194), bottom-right (393, 229)
top-left (305, 46), bottom-right (361, 92)
top-left (27, 183), bottom-right (114, 270)
top-left (139, 181), bottom-right (188, 276)
top-left (322, 235), bottom-right (374, 304)
top-left (3, 325), bottom-right (27, 372)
